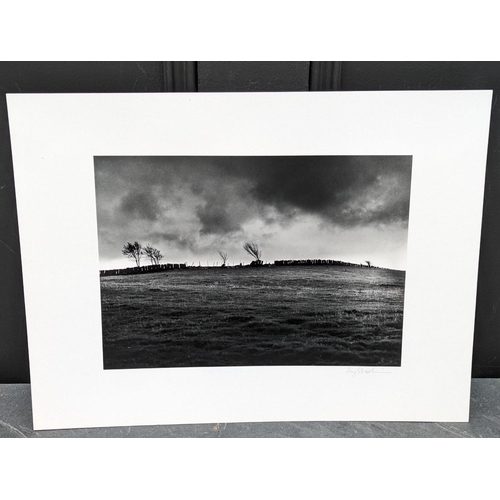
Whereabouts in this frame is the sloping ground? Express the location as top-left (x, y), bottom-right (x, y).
top-left (101, 266), bottom-right (405, 369)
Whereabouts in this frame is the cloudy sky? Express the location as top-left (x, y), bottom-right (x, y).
top-left (94, 156), bottom-right (412, 270)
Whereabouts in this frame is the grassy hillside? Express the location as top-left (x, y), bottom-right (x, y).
top-left (100, 266), bottom-right (405, 369)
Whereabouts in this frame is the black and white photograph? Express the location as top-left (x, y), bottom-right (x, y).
top-left (95, 155), bottom-right (412, 369)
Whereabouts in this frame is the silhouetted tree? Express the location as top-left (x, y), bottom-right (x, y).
top-left (218, 250), bottom-right (228, 267)
top-left (365, 260), bottom-right (372, 268)
top-left (122, 241), bottom-right (143, 267)
top-left (243, 242), bottom-right (262, 265)
top-left (144, 244), bottom-right (164, 265)
top-left (153, 248), bottom-right (163, 264)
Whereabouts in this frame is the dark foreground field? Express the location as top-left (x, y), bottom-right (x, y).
top-left (100, 266), bottom-right (405, 369)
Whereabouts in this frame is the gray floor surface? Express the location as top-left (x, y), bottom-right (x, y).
top-left (1, 379), bottom-right (499, 437)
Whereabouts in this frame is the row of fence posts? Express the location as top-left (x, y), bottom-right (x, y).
top-left (274, 259), bottom-right (363, 266)
top-left (100, 263), bottom-right (186, 277)
top-left (100, 259), bottom-right (372, 276)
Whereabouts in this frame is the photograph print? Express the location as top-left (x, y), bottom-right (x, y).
top-left (95, 156), bottom-right (412, 370)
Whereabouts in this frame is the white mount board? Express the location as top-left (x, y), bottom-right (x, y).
top-left (7, 90), bottom-right (492, 430)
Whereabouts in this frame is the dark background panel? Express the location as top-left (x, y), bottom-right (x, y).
top-left (1, 61), bottom-right (499, 382)
top-left (0, 61), bottom-right (165, 93)
top-left (0, 94), bottom-right (27, 382)
top-left (198, 61), bottom-right (310, 92)
top-left (341, 61), bottom-right (499, 91)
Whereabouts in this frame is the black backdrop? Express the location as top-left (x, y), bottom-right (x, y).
top-left (1, 61), bottom-right (498, 382)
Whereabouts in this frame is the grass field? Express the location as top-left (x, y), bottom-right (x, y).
top-left (100, 266), bottom-right (405, 369)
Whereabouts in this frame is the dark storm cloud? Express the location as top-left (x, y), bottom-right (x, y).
top-left (196, 202), bottom-right (242, 235)
top-left (119, 189), bottom-right (161, 221)
top-left (193, 180), bottom-right (255, 235)
top-left (204, 156), bottom-right (412, 229)
top-left (96, 155), bottom-right (412, 232)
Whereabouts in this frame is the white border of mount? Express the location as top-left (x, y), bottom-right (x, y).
top-left (7, 90), bottom-right (492, 430)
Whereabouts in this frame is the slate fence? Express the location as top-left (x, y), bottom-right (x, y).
top-left (100, 259), bottom-right (374, 277)
top-left (100, 263), bottom-right (186, 277)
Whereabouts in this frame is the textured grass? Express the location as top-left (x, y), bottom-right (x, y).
top-left (100, 266), bottom-right (405, 369)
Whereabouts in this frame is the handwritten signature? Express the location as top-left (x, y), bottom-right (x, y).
top-left (346, 367), bottom-right (392, 377)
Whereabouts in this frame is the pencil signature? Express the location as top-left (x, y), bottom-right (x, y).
top-left (346, 367), bottom-right (392, 378)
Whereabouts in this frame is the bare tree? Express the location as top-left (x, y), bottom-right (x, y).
top-left (122, 241), bottom-right (143, 267)
top-left (218, 250), bottom-right (228, 267)
top-left (143, 245), bottom-right (155, 265)
top-left (243, 242), bottom-right (262, 265)
top-left (365, 260), bottom-right (372, 268)
top-left (144, 244), bottom-right (164, 265)
top-left (153, 248), bottom-right (163, 264)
